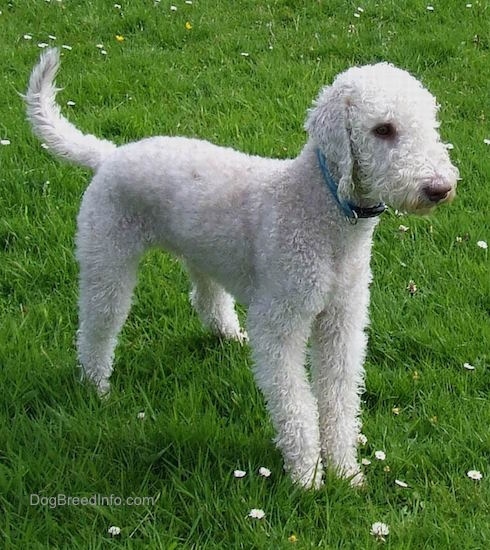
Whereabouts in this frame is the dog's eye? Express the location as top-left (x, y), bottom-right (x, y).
top-left (373, 123), bottom-right (396, 139)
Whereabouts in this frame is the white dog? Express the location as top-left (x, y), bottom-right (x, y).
top-left (25, 49), bottom-right (458, 488)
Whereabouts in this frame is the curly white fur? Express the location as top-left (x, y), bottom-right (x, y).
top-left (25, 49), bottom-right (458, 488)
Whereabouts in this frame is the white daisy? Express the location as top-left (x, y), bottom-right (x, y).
top-left (467, 470), bottom-right (483, 481)
top-left (248, 508), bottom-right (265, 519)
top-left (463, 363), bottom-right (475, 371)
top-left (233, 469), bottom-right (247, 478)
top-left (357, 433), bottom-right (368, 445)
top-left (476, 240), bottom-right (488, 250)
top-left (107, 525), bottom-right (121, 536)
top-left (371, 522), bottom-right (389, 540)
top-left (395, 479), bottom-right (408, 488)
top-left (258, 467), bottom-right (271, 478)
top-left (375, 450), bottom-right (386, 461)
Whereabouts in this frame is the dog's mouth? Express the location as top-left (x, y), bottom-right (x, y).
top-left (401, 186), bottom-right (456, 215)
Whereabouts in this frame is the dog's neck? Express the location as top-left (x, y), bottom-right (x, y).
top-left (314, 147), bottom-right (386, 223)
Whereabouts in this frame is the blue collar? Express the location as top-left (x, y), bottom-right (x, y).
top-left (316, 149), bottom-right (386, 222)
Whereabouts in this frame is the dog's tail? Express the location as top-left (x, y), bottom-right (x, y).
top-left (24, 48), bottom-right (116, 171)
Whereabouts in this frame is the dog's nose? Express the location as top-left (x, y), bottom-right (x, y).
top-left (423, 181), bottom-right (452, 203)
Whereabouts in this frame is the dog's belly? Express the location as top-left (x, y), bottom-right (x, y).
top-left (98, 137), bottom-right (282, 305)
top-left (157, 225), bottom-right (256, 306)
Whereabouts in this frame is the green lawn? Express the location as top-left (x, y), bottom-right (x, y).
top-left (1, 1), bottom-right (489, 548)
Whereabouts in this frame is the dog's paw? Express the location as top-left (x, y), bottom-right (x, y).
top-left (349, 470), bottom-right (366, 488)
top-left (233, 329), bottom-right (249, 345)
top-left (217, 327), bottom-right (248, 345)
top-left (95, 380), bottom-right (111, 398)
top-left (289, 461), bottom-right (324, 490)
top-left (79, 366), bottom-right (111, 397)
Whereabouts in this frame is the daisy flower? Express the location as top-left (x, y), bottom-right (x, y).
top-left (248, 508), bottom-right (265, 519)
top-left (467, 470), bottom-right (483, 481)
top-left (371, 522), bottom-right (389, 541)
top-left (407, 280), bottom-right (417, 295)
top-left (357, 433), bottom-right (368, 445)
top-left (395, 479), bottom-right (408, 488)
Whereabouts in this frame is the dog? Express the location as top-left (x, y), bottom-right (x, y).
top-left (25, 49), bottom-right (458, 487)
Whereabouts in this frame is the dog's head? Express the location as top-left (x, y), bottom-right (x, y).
top-left (305, 63), bottom-right (459, 214)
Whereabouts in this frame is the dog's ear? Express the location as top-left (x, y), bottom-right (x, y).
top-left (305, 84), bottom-right (354, 201)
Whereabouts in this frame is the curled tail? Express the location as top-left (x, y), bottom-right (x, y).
top-left (24, 48), bottom-right (116, 170)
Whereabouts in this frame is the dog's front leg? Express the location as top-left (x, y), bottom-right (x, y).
top-left (310, 299), bottom-right (368, 487)
top-left (247, 299), bottom-right (323, 488)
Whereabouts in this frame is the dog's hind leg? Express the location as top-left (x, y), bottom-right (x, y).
top-left (75, 204), bottom-right (147, 394)
top-left (187, 266), bottom-right (247, 343)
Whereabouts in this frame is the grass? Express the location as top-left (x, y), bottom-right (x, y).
top-left (1, 0), bottom-right (489, 547)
